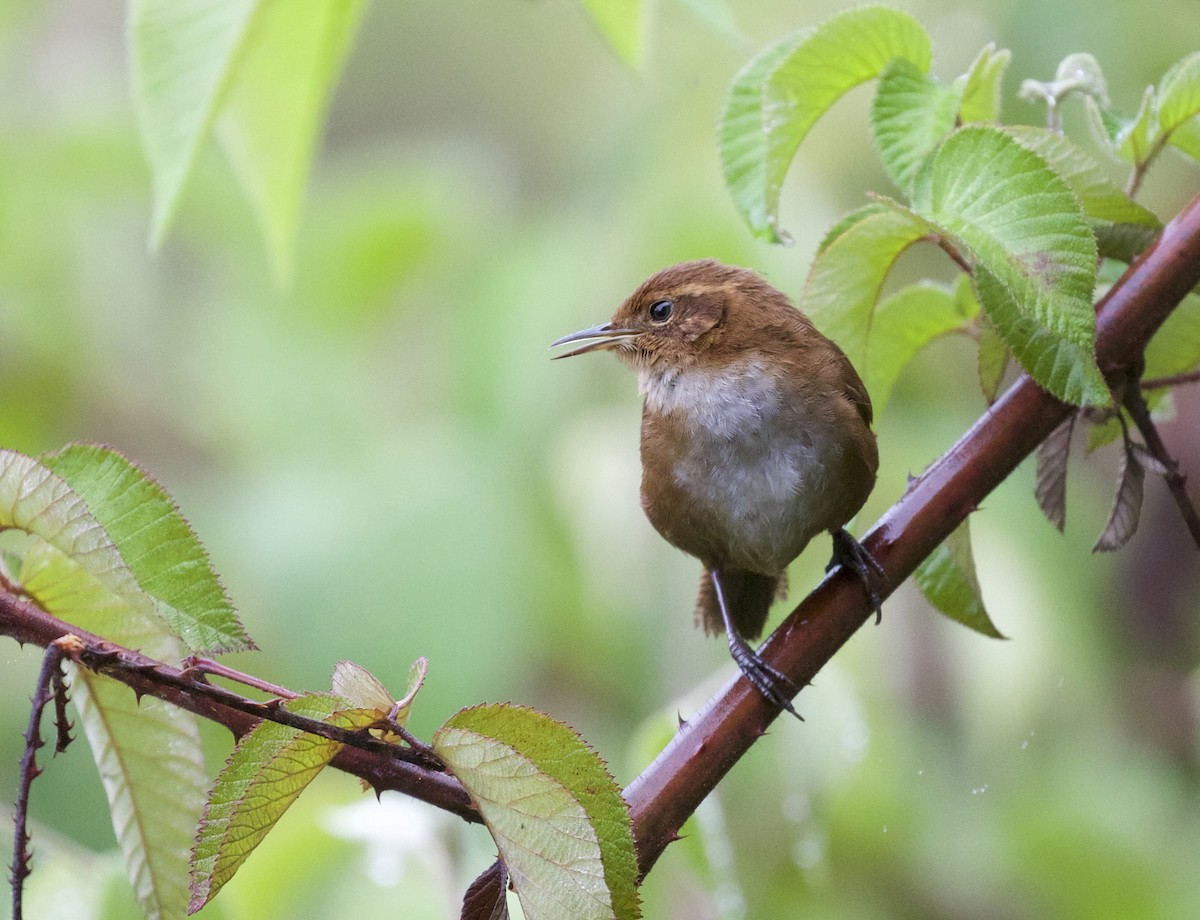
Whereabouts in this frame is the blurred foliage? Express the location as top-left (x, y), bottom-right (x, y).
top-left (1, 1), bottom-right (1199, 918)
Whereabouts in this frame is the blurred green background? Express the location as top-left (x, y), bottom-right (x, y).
top-left (2, 0), bottom-right (1199, 917)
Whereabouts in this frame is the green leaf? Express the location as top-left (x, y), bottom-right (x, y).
top-left (72, 669), bottom-right (208, 920)
top-left (434, 704), bottom-right (640, 920)
top-left (677, 0), bottom-right (743, 42)
top-left (215, 0), bottom-right (369, 282)
top-left (913, 126), bottom-right (1107, 406)
top-left (1093, 222), bottom-right (1160, 264)
top-left (719, 6), bottom-right (931, 242)
top-left (1115, 86), bottom-right (1157, 165)
top-left (1003, 126), bottom-right (1160, 228)
top-left (803, 203), bottom-right (931, 372)
top-left (129, 0), bottom-right (258, 244)
top-left (863, 281), bottom-right (970, 414)
top-left (18, 536), bottom-right (205, 920)
top-left (579, 0), bottom-right (647, 68)
top-left (1167, 116), bottom-right (1200, 161)
top-left (957, 43), bottom-right (1011, 124)
top-left (976, 309), bottom-right (1011, 404)
top-left (913, 520), bottom-right (1003, 638)
top-left (1144, 291), bottom-right (1200, 381)
top-left (1157, 51), bottom-right (1200, 136)
top-left (190, 694), bottom-right (376, 912)
top-left (872, 59), bottom-right (962, 192)
top-left (40, 443), bottom-right (252, 654)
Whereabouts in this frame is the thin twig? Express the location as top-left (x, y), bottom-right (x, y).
top-left (181, 656), bottom-right (298, 699)
top-left (1121, 383), bottom-right (1200, 548)
top-left (11, 641), bottom-right (70, 920)
top-left (1142, 369), bottom-right (1200, 391)
top-left (72, 641), bottom-right (446, 772)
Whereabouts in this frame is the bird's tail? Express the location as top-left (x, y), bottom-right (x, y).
top-left (695, 567), bottom-right (787, 640)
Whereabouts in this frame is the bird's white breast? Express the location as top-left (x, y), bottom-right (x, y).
top-left (638, 359), bottom-right (842, 572)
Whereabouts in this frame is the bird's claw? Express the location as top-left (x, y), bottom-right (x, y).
top-left (829, 528), bottom-right (886, 623)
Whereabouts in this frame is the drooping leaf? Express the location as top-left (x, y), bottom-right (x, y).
top-left (677, 0), bottom-right (743, 42)
top-left (19, 537), bottom-right (205, 920)
top-left (1035, 414), bottom-right (1075, 531)
top-left (433, 704), bottom-right (640, 920)
top-left (215, 0), bottom-right (369, 281)
top-left (579, 0), bottom-right (647, 68)
top-left (957, 43), bottom-right (1011, 124)
top-left (913, 126), bottom-right (1107, 406)
top-left (1093, 442), bottom-right (1147, 552)
top-left (913, 520), bottom-right (1003, 638)
top-left (189, 694), bottom-right (376, 912)
top-left (719, 6), bottom-right (931, 242)
top-left (863, 281), bottom-right (970, 414)
top-left (128, 0), bottom-right (258, 244)
top-left (72, 669), bottom-right (207, 920)
top-left (41, 443), bottom-right (252, 654)
top-left (803, 203), bottom-right (931, 371)
top-left (461, 860), bottom-right (511, 920)
top-left (872, 58), bottom-right (962, 192)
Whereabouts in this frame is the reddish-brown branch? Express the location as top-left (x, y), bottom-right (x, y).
top-left (0, 591), bottom-right (480, 825)
top-left (624, 191), bottom-right (1200, 875)
top-left (2, 193), bottom-right (1199, 890)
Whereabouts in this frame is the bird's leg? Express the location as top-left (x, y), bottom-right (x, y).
top-left (828, 528), bottom-right (886, 623)
top-left (711, 570), bottom-right (802, 720)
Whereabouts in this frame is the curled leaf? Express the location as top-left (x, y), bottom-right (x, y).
top-left (1093, 443), bottom-right (1147, 552)
top-left (1035, 415), bottom-right (1075, 531)
top-left (462, 859), bottom-right (510, 920)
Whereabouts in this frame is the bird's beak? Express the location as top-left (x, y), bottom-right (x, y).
top-left (549, 323), bottom-right (638, 359)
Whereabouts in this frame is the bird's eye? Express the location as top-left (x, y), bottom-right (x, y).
top-left (649, 299), bottom-right (674, 323)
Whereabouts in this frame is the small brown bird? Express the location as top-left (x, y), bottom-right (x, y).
top-left (552, 260), bottom-right (883, 716)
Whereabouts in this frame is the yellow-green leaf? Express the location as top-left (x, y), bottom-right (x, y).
top-left (41, 443), bottom-right (252, 654)
top-left (914, 126), bottom-right (1107, 406)
top-left (129, 0), bottom-right (258, 244)
top-left (719, 6), bottom-right (930, 242)
top-left (864, 281), bottom-right (972, 415)
top-left (189, 694), bottom-right (376, 912)
top-left (913, 520), bottom-right (1003, 638)
top-left (215, 0), bottom-right (369, 282)
top-left (579, 0), bottom-right (647, 68)
top-left (19, 536), bottom-right (204, 920)
top-left (803, 203), bottom-right (931, 372)
top-left (434, 704), bottom-right (640, 920)
top-left (957, 43), bottom-right (1011, 124)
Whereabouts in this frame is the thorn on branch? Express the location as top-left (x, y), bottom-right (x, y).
top-left (11, 641), bottom-right (70, 920)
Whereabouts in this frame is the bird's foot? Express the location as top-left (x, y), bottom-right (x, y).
top-left (710, 568), bottom-right (802, 719)
top-left (829, 528), bottom-right (886, 623)
top-left (726, 634), bottom-right (803, 720)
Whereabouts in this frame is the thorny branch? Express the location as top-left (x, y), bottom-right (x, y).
top-left (10, 640), bottom-right (70, 920)
top-left (1, 192), bottom-right (1199, 891)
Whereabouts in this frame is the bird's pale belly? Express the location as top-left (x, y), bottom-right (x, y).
top-left (638, 361), bottom-right (848, 574)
